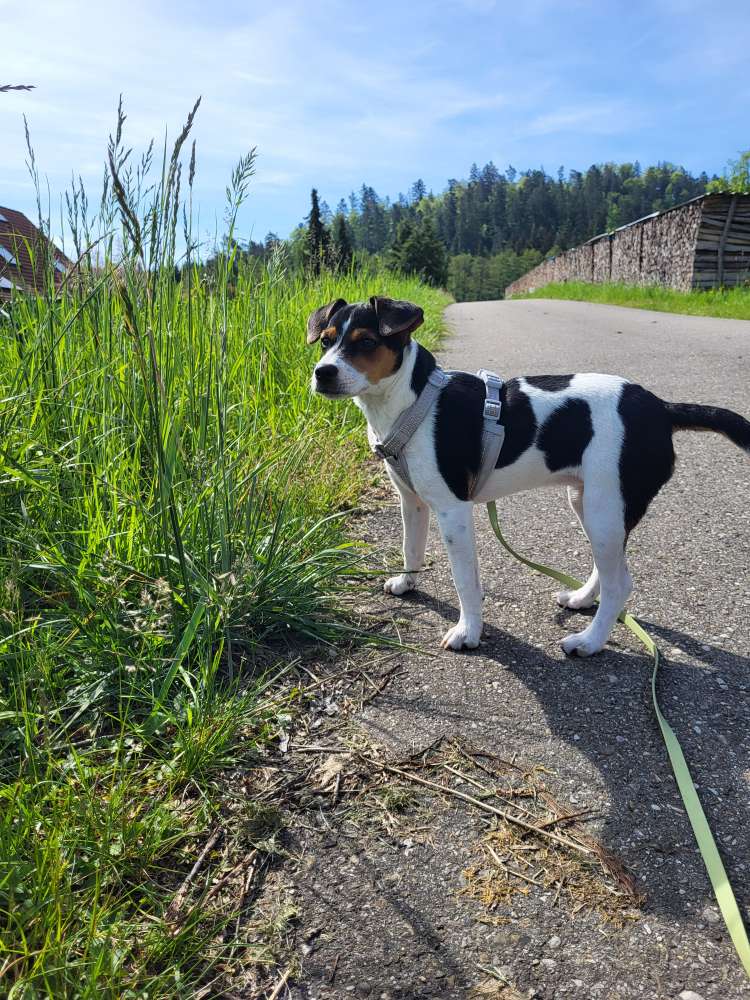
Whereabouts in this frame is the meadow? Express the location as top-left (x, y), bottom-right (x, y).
top-left (516, 280), bottom-right (750, 319)
top-left (0, 110), bottom-right (448, 996)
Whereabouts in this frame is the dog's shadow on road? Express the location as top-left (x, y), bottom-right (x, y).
top-left (365, 587), bottom-right (750, 931)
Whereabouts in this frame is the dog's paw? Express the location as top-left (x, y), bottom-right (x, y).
top-left (440, 620), bottom-right (481, 651)
top-left (560, 631), bottom-right (605, 658)
top-left (556, 588), bottom-right (597, 610)
top-left (384, 573), bottom-right (416, 596)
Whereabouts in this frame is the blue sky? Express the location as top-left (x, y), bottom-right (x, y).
top-left (2, 0), bottom-right (749, 255)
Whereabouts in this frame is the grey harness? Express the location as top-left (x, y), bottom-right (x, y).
top-left (372, 367), bottom-right (505, 500)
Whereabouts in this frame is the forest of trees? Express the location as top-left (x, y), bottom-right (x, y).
top-left (213, 159), bottom-right (721, 301)
top-left (287, 160), bottom-right (716, 301)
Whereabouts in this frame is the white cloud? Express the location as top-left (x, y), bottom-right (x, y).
top-left (2, 0), bottom-right (746, 239)
top-left (522, 101), bottom-right (643, 138)
top-left (0, 0), bottom-right (510, 227)
top-left (452, 0), bottom-right (496, 11)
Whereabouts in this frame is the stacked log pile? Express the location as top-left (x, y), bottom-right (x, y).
top-left (610, 223), bottom-right (644, 285)
top-left (592, 235), bottom-right (612, 282)
top-left (505, 193), bottom-right (750, 297)
top-left (569, 243), bottom-right (594, 281)
top-left (639, 199), bottom-right (703, 289)
top-left (508, 257), bottom-right (556, 293)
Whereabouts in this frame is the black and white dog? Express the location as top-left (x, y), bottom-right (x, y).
top-left (308, 296), bottom-right (750, 657)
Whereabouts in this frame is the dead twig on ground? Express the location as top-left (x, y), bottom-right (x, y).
top-left (359, 662), bottom-right (403, 707)
top-left (485, 844), bottom-right (544, 887)
top-left (329, 953), bottom-right (340, 985)
top-left (384, 764), bottom-right (596, 858)
top-left (166, 827), bottom-right (223, 922)
top-left (266, 966), bottom-right (292, 999)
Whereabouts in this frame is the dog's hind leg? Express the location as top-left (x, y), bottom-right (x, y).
top-left (556, 484), bottom-right (600, 610)
top-left (436, 503), bottom-right (482, 650)
top-left (560, 483), bottom-right (632, 658)
top-left (384, 485), bottom-right (430, 596)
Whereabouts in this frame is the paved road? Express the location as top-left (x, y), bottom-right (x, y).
top-left (293, 300), bottom-right (750, 1000)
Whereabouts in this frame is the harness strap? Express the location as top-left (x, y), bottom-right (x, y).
top-left (373, 366), bottom-right (505, 498)
top-left (373, 368), bottom-right (449, 492)
top-left (472, 369), bottom-right (505, 499)
top-left (486, 501), bottom-right (750, 980)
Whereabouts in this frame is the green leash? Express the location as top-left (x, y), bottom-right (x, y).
top-left (486, 500), bottom-right (750, 978)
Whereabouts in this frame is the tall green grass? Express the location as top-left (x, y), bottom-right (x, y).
top-left (515, 280), bottom-right (750, 320)
top-left (0, 103), bottom-right (449, 996)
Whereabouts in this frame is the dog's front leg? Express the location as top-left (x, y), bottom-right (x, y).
top-left (436, 504), bottom-right (482, 650)
top-left (384, 486), bottom-right (429, 596)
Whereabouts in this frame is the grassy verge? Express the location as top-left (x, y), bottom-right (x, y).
top-left (515, 280), bottom-right (750, 320)
top-left (0, 105), bottom-right (450, 997)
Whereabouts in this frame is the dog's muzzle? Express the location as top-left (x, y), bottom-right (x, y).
top-left (313, 363), bottom-right (340, 394)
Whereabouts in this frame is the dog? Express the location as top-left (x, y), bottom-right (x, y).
top-left (307, 295), bottom-right (750, 656)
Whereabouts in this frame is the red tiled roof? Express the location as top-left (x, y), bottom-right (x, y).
top-left (0, 205), bottom-right (73, 298)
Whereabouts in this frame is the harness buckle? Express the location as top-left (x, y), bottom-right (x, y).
top-left (483, 398), bottom-right (502, 421)
top-left (373, 443), bottom-right (391, 461)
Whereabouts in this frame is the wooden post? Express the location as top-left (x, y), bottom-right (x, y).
top-left (717, 195), bottom-right (738, 287)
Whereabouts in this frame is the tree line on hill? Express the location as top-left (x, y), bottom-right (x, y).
top-left (207, 154), bottom-right (750, 301)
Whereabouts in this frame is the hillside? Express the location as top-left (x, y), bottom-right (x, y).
top-left (289, 161), bottom-right (714, 301)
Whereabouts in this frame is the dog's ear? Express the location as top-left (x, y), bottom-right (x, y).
top-left (306, 298), bottom-right (347, 345)
top-left (369, 297), bottom-right (424, 341)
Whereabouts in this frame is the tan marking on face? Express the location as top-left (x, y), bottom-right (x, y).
top-left (321, 326), bottom-right (338, 340)
top-left (348, 327), bottom-right (377, 343)
top-left (349, 343), bottom-right (399, 383)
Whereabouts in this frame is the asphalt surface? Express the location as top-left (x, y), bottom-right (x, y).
top-left (290, 300), bottom-right (750, 1000)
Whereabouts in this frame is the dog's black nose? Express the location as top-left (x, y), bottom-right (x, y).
top-left (315, 364), bottom-right (338, 383)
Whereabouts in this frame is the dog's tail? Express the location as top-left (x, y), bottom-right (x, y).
top-left (666, 401), bottom-right (750, 453)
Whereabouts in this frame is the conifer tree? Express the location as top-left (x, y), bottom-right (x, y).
top-left (305, 188), bottom-right (330, 275)
top-left (330, 213), bottom-right (353, 271)
top-left (388, 217), bottom-right (447, 286)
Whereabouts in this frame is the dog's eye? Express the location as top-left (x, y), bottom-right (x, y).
top-left (359, 338), bottom-right (377, 351)
top-left (321, 336), bottom-right (332, 350)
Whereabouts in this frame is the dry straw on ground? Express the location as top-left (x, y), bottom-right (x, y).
top-left (289, 729), bottom-right (644, 927)
top-left (398, 739), bottom-right (643, 926)
top-left (470, 971), bottom-right (525, 1000)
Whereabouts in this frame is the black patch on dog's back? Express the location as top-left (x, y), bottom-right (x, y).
top-left (434, 374), bottom-right (484, 501)
top-left (618, 383), bottom-right (675, 532)
top-left (435, 375), bottom-right (539, 500)
top-left (537, 399), bottom-right (594, 471)
top-left (410, 342), bottom-right (437, 396)
top-left (495, 379), bottom-right (537, 469)
top-left (525, 374), bottom-right (574, 392)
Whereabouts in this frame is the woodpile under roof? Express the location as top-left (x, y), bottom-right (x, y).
top-left (505, 193), bottom-right (750, 297)
top-left (693, 193), bottom-right (750, 289)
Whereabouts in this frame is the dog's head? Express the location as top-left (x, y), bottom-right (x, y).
top-left (307, 296), bottom-right (424, 398)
